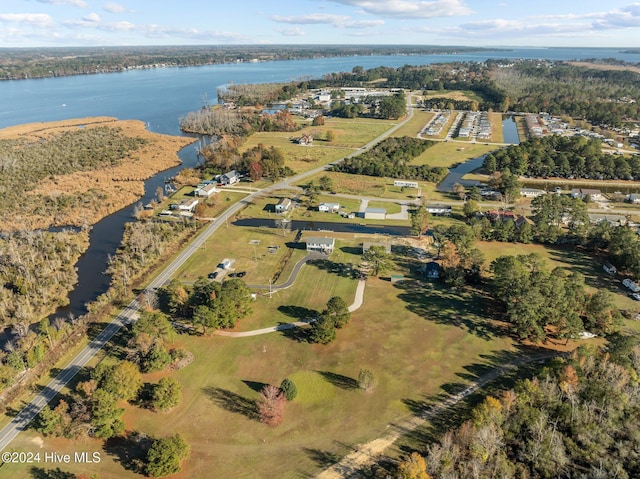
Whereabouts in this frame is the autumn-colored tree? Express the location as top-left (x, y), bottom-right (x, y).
top-left (257, 384), bottom-right (286, 426)
top-left (249, 161), bottom-right (263, 181)
top-left (397, 452), bottom-right (431, 479)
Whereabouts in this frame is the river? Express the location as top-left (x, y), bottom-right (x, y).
top-left (1, 47), bottom-right (637, 317)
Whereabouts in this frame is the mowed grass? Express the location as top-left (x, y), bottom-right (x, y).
top-left (5, 269), bottom-right (518, 479)
top-left (412, 141), bottom-right (497, 168)
top-left (422, 90), bottom-right (483, 101)
top-left (390, 109), bottom-right (435, 138)
top-left (239, 117), bottom-right (398, 175)
top-left (173, 223), bottom-right (301, 285)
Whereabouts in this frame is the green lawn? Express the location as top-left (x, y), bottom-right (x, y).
top-left (390, 109), bottom-right (435, 138)
top-left (412, 141), bottom-right (497, 169)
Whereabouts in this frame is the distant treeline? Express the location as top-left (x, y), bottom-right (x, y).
top-left (484, 135), bottom-right (640, 180)
top-left (332, 136), bottom-right (447, 183)
top-left (0, 45), bottom-right (497, 80)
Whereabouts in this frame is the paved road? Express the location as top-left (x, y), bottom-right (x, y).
top-left (315, 351), bottom-right (562, 479)
top-left (246, 252), bottom-right (325, 291)
top-left (0, 100), bottom-right (415, 452)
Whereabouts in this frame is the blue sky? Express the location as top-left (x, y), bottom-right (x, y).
top-left (2, 1), bottom-right (640, 47)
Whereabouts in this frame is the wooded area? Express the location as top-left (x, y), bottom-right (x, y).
top-left (332, 136), bottom-right (447, 183)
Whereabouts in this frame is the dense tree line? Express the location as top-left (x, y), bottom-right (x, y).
top-left (492, 60), bottom-right (640, 127)
top-left (180, 107), bottom-right (300, 136)
top-left (484, 135), bottom-right (640, 180)
top-left (332, 136), bottom-right (447, 183)
top-left (0, 229), bottom-right (88, 327)
top-left (159, 277), bottom-right (253, 333)
top-left (420, 343), bottom-right (640, 478)
top-left (421, 97), bottom-right (478, 111)
top-left (490, 253), bottom-right (620, 342)
top-left (0, 45), bottom-right (492, 80)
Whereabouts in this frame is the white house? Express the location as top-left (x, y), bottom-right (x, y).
top-left (306, 237), bottom-right (335, 254)
top-left (318, 203), bottom-right (340, 213)
top-left (394, 180), bottom-right (419, 188)
top-left (172, 198), bottom-right (199, 212)
top-left (571, 188), bottom-right (603, 201)
top-left (519, 188), bottom-right (546, 198)
top-left (425, 205), bottom-right (452, 216)
top-left (364, 207), bottom-right (386, 220)
top-left (275, 198), bottom-right (292, 213)
top-left (627, 193), bottom-right (640, 204)
top-left (220, 170), bottom-right (240, 185)
top-left (194, 183), bottom-right (218, 198)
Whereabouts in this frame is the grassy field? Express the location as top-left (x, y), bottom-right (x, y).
top-left (239, 117), bottom-right (398, 176)
top-left (390, 109), bottom-right (435, 138)
top-left (6, 256), bottom-right (519, 478)
top-left (488, 112), bottom-right (505, 143)
top-left (422, 90), bottom-right (483, 101)
top-left (411, 141), bottom-right (497, 169)
top-left (297, 171), bottom-right (452, 203)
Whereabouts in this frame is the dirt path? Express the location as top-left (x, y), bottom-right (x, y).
top-left (315, 352), bottom-right (561, 479)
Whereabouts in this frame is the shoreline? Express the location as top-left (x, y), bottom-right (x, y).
top-left (0, 117), bottom-right (195, 231)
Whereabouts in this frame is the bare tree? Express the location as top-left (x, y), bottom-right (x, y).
top-left (257, 384), bottom-right (286, 426)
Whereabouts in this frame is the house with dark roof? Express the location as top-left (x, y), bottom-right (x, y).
top-left (220, 170), bottom-right (240, 185)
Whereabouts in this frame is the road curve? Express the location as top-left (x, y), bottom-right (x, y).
top-left (0, 100), bottom-right (414, 452)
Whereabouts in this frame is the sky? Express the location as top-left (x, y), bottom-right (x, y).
top-left (2, 1), bottom-right (640, 48)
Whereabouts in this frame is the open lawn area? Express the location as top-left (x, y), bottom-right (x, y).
top-left (297, 171), bottom-right (452, 203)
top-left (390, 109), bottom-right (435, 138)
top-left (422, 90), bottom-right (483, 102)
top-left (5, 268), bottom-right (521, 478)
top-left (239, 117), bottom-right (398, 176)
top-left (411, 141), bottom-right (497, 169)
top-left (173, 223), bottom-right (304, 285)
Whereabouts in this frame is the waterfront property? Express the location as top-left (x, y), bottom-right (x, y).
top-left (194, 183), bottom-right (218, 197)
top-left (220, 170), bottom-right (240, 185)
top-left (318, 202), bottom-right (341, 213)
top-left (275, 197), bottom-right (292, 213)
top-left (364, 207), bottom-right (387, 220)
top-left (306, 236), bottom-right (335, 254)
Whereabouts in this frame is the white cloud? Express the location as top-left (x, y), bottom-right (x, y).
top-left (271, 13), bottom-right (350, 25)
top-left (0, 13), bottom-right (56, 28)
top-left (36, 0), bottom-right (87, 7)
top-left (82, 13), bottom-right (101, 23)
top-left (342, 19), bottom-right (385, 29)
top-left (276, 27), bottom-right (306, 36)
top-left (324, 0), bottom-right (473, 19)
top-left (103, 2), bottom-right (130, 14)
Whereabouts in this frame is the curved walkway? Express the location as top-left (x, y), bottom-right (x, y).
top-left (215, 279), bottom-right (366, 338)
top-left (246, 251), bottom-right (325, 291)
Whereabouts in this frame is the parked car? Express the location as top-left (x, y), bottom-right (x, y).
top-left (603, 263), bottom-right (617, 275)
top-left (623, 278), bottom-right (640, 293)
top-left (632, 293), bottom-right (640, 301)
top-left (228, 271), bottom-right (246, 278)
top-left (208, 271), bottom-right (218, 279)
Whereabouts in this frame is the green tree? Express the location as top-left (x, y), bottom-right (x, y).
top-left (93, 361), bottom-right (142, 402)
top-left (318, 175), bottom-right (334, 191)
top-left (91, 389), bottom-right (125, 439)
top-left (410, 207), bottom-right (429, 236)
top-left (151, 377), bottom-right (182, 412)
top-left (310, 315), bottom-right (336, 344)
top-left (279, 378), bottom-right (297, 401)
top-left (192, 304), bottom-right (219, 334)
top-left (323, 296), bottom-right (351, 328)
top-left (362, 245), bottom-right (393, 277)
top-left (146, 434), bottom-right (190, 477)
top-left (463, 199), bottom-right (480, 218)
top-left (133, 310), bottom-right (174, 343)
top-left (142, 343), bottom-right (172, 373)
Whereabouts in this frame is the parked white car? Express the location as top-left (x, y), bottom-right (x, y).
top-left (603, 263), bottom-right (617, 275)
top-left (623, 278), bottom-right (640, 293)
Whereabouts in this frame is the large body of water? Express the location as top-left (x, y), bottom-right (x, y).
top-left (1, 47), bottom-right (637, 316)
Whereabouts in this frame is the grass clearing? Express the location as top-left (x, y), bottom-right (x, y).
top-left (412, 141), bottom-right (497, 169)
top-left (390, 109), bottom-right (435, 138)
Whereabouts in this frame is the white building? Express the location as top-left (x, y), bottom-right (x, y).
top-left (306, 237), bottom-right (335, 254)
top-left (318, 203), bottom-right (340, 213)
